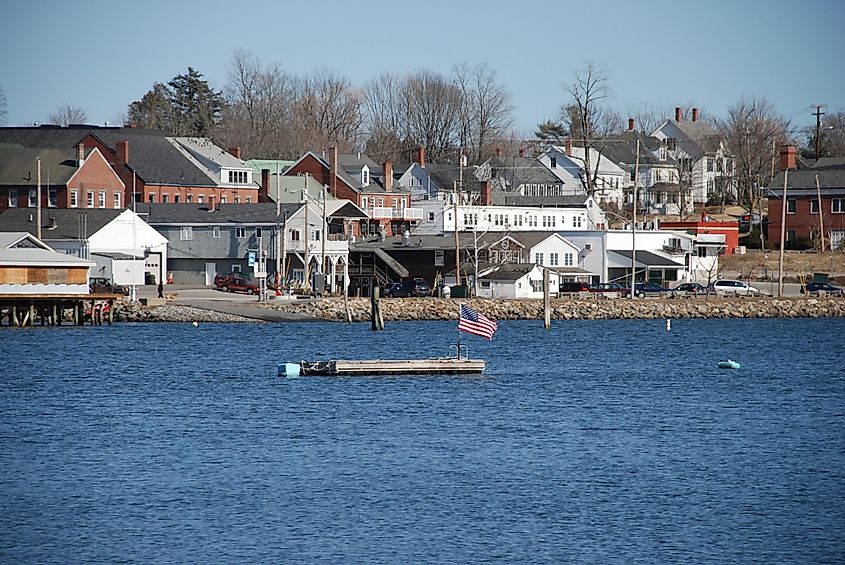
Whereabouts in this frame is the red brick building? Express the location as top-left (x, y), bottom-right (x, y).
top-left (660, 212), bottom-right (740, 255)
top-left (767, 148), bottom-right (845, 250)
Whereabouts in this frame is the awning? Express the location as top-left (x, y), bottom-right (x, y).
top-left (608, 250), bottom-right (684, 269)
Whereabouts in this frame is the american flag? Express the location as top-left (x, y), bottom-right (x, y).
top-left (458, 304), bottom-right (498, 340)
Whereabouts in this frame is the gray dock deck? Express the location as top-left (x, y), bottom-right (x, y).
top-left (292, 358), bottom-right (486, 376)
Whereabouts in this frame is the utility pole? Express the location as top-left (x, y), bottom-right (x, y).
top-left (453, 181), bottom-right (461, 290)
top-left (816, 174), bottom-right (826, 252)
top-left (303, 176), bottom-right (310, 293)
top-left (275, 162), bottom-right (281, 284)
top-left (777, 168), bottom-right (789, 297)
top-left (630, 139), bottom-right (640, 299)
top-left (36, 158), bottom-right (42, 240)
top-left (321, 184), bottom-right (327, 293)
top-left (812, 105), bottom-right (826, 160)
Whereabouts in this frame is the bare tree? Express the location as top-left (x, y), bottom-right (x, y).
top-left (362, 72), bottom-right (406, 163)
top-left (293, 68), bottom-right (362, 153)
top-left (401, 70), bottom-right (462, 163)
top-left (48, 104), bottom-right (88, 126)
top-left (454, 63), bottom-right (513, 162)
top-left (804, 110), bottom-right (845, 158)
top-left (716, 96), bottom-right (791, 211)
top-left (0, 87), bottom-right (7, 125)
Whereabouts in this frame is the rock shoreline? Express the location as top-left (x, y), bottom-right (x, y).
top-left (261, 297), bottom-right (845, 322)
top-left (111, 297), bottom-right (845, 323)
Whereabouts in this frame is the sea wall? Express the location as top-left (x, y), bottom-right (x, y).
top-left (114, 303), bottom-right (260, 323)
top-left (261, 297), bottom-right (845, 322)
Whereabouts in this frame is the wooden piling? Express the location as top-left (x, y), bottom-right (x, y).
top-left (370, 285), bottom-right (384, 331)
top-left (543, 268), bottom-right (551, 329)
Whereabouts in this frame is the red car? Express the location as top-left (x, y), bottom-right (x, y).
top-left (214, 272), bottom-right (259, 294)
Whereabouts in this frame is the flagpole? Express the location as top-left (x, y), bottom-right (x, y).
top-left (456, 302), bottom-right (462, 358)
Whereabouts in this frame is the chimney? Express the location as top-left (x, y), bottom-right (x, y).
top-left (116, 140), bottom-right (129, 164)
top-left (628, 118), bottom-right (635, 132)
top-left (227, 146), bottom-right (241, 160)
top-left (481, 180), bottom-right (492, 206)
top-left (518, 148), bottom-right (525, 158)
top-left (330, 147), bottom-right (338, 197)
top-left (495, 147), bottom-right (502, 158)
top-left (675, 107), bottom-right (682, 122)
top-left (564, 138), bottom-right (572, 157)
top-left (260, 168), bottom-right (271, 203)
top-left (76, 143), bottom-right (85, 164)
top-left (415, 146), bottom-right (426, 168)
top-left (383, 162), bottom-right (393, 191)
top-left (208, 194), bottom-right (215, 212)
top-left (692, 108), bottom-right (699, 122)
top-left (779, 144), bottom-right (797, 171)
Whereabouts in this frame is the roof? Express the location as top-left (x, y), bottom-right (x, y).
top-left (608, 250), bottom-right (684, 268)
top-left (0, 208), bottom-right (124, 239)
top-left (0, 231), bottom-right (53, 250)
top-left (488, 155), bottom-right (561, 186)
top-left (338, 152), bottom-right (380, 172)
top-left (0, 146), bottom-right (81, 186)
top-left (596, 132), bottom-right (676, 167)
top-left (135, 203), bottom-right (301, 225)
top-left (482, 263), bottom-right (536, 281)
top-left (246, 159), bottom-right (294, 178)
top-left (352, 233), bottom-right (476, 251)
top-left (674, 120), bottom-right (718, 141)
top-left (768, 159), bottom-right (845, 194)
top-left (499, 195), bottom-right (590, 207)
top-left (0, 247), bottom-right (95, 267)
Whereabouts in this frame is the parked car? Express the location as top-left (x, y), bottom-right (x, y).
top-left (589, 282), bottom-right (628, 296)
top-left (805, 282), bottom-right (844, 296)
top-left (559, 281), bottom-right (590, 293)
top-left (390, 278), bottom-right (431, 297)
top-left (672, 282), bottom-right (706, 297)
top-left (383, 282), bottom-right (402, 297)
top-left (634, 282), bottom-right (669, 297)
top-left (89, 277), bottom-right (128, 295)
top-left (711, 279), bottom-right (760, 296)
top-left (214, 272), bottom-right (259, 294)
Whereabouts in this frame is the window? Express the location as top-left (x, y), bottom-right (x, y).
top-left (659, 147), bottom-right (667, 161)
top-left (113, 192), bottom-right (121, 208)
top-left (232, 264), bottom-right (242, 272)
top-left (221, 196), bottom-right (227, 204)
top-left (180, 227), bottom-right (192, 240)
top-left (290, 229), bottom-right (301, 241)
top-left (70, 190), bottom-right (78, 208)
top-left (706, 157), bottom-right (714, 172)
top-left (832, 198), bottom-right (845, 213)
top-left (29, 189), bottom-right (37, 207)
top-left (228, 170), bottom-right (248, 184)
top-left (550, 253), bottom-right (559, 266)
top-left (550, 157), bottom-right (557, 168)
top-left (99, 191), bottom-right (106, 208)
top-left (161, 194), bottom-right (169, 203)
top-left (147, 193), bottom-right (155, 203)
top-left (573, 216), bottom-right (582, 228)
top-left (88, 191), bottom-right (95, 207)
top-left (716, 158), bottom-right (723, 173)
top-left (810, 200), bottom-right (819, 214)
top-left (434, 249), bottom-right (444, 266)
top-left (49, 189), bottom-right (57, 207)
top-left (564, 253), bottom-right (574, 266)
top-left (255, 227), bottom-right (263, 238)
top-left (656, 169), bottom-right (662, 183)
top-left (787, 230), bottom-right (796, 242)
top-left (174, 194), bottom-right (181, 203)
top-left (362, 169), bottom-right (369, 185)
top-left (236, 227), bottom-right (246, 238)
top-left (698, 246), bottom-right (707, 257)
top-left (531, 279), bottom-right (543, 292)
top-left (311, 230), bottom-right (321, 241)
top-left (8, 188), bottom-right (18, 207)
top-left (378, 197), bottom-right (384, 207)
top-left (234, 196), bottom-right (240, 204)
top-left (245, 197), bottom-right (252, 203)
top-left (534, 252), bottom-right (544, 266)
top-left (187, 194), bottom-right (193, 203)
top-left (428, 212), bottom-right (435, 221)
top-left (707, 179), bottom-right (715, 193)
top-left (667, 138), bottom-right (677, 150)
top-left (212, 226), bottom-right (221, 239)
top-left (197, 195), bottom-right (204, 204)
top-left (787, 199), bottom-right (796, 214)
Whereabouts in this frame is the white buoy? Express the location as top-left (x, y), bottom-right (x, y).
top-left (192, 321), bottom-right (198, 327)
top-left (665, 319), bottom-right (671, 331)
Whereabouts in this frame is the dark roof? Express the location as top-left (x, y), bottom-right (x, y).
top-left (0, 207), bottom-right (123, 239)
top-left (489, 155), bottom-right (560, 186)
top-left (338, 152), bottom-right (380, 172)
top-left (597, 131), bottom-right (676, 167)
top-left (135, 203), bottom-right (300, 224)
top-left (352, 233), bottom-right (476, 251)
top-left (499, 195), bottom-right (589, 207)
top-left (482, 263), bottom-right (535, 281)
top-left (0, 146), bottom-right (80, 186)
top-left (610, 250), bottom-right (683, 268)
top-left (768, 159), bottom-right (845, 194)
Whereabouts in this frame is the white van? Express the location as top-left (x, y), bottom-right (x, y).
top-left (711, 279), bottom-right (760, 296)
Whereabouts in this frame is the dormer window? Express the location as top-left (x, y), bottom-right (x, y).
top-left (659, 147), bottom-right (667, 161)
top-left (362, 166), bottom-right (370, 187)
top-left (550, 156), bottom-right (557, 168)
top-left (227, 170), bottom-right (249, 184)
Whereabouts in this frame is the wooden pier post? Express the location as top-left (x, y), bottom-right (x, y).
top-left (370, 285), bottom-right (384, 331)
top-left (53, 303), bottom-right (59, 326)
top-left (28, 303), bottom-right (35, 327)
top-left (108, 300), bottom-right (113, 325)
top-left (73, 302), bottom-right (79, 326)
top-left (543, 268), bottom-right (551, 329)
top-left (12, 306), bottom-right (19, 327)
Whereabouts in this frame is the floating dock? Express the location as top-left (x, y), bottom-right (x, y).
top-left (282, 357), bottom-right (486, 377)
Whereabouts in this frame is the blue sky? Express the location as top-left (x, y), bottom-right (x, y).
top-left (2, 0), bottom-right (843, 135)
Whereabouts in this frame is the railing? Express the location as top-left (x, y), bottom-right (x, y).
top-left (363, 207), bottom-right (424, 221)
top-left (662, 245), bottom-right (686, 255)
top-left (401, 207), bottom-right (423, 220)
top-left (369, 207), bottom-right (393, 219)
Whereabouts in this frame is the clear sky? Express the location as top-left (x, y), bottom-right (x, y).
top-left (2, 0), bottom-right (843, 135)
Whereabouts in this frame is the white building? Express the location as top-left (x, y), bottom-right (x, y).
top-left (539, 145), bottom-right (627, 206)
top-left (440, 200), bottom-right (607, 233)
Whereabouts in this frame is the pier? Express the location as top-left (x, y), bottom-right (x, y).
top-left (0, 294), bottom-right (121, 327)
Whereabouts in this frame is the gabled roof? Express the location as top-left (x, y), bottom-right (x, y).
top-left (596, 131), bottom-right (676, 167)
top-left (486, 155), bottom-right (561, 186)
top-left (0, 247), bottom-right (95, 267)
top-left (0, 208), bottom-right (124, 239)
top-left (768, 159), bottom-right (845, 195)
top-left (135, 203), bottom-right (300, 225)
top-left (338, 152), bottom-right (380, 172)
top-left (609, 250), bottom-right (684, 268)
top-left (0, 231), bottom-right (53, 250)
top-left (482, 263), bottom-right (536, 281)
top-left (0, 146), bottom-right (81, 186)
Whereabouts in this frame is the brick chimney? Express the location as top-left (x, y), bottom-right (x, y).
top-left (628, 118), bottom-right (635, 132)
top-left (76, 143), bottom-right (85, 164)
top-left (227, 146), bottom-right (241, 159)
top-left (675, 107), bottom-right (682, 122)
top-left (260, 168), bottom-right (270, 203)
top-left (208, 194), bottom-right (215, 212)
top-left (329, 147), bottom-right (338, 197)
top-left (415, 146), bottom-right (426, 168)
top-left (383, 162), bottom-right (393, 191)
top-left (692, 108), bottom-right (699, 122)
top-left (779, 144), bottom-right (797, 171)
top-left (481, 180), bottom-right (492, 206)
top-left (116, 140), bottom-right (129, 164)
top-left (564, 138), bottom-right (572, 157)
top-left (518, 148), bottom-right (525, 158)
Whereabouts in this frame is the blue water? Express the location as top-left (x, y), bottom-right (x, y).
top-left (1, 318), bottom-right (843, 563)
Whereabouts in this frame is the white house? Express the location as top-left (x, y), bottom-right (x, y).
top-left (441, 200), bottom-right (607, 233)
top-left (476, 263), bottom-right (559, 299)
top-left (539, 145), bottom-right (627, 206)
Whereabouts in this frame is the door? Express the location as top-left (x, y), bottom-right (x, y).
top-left (205, 262), bottom-right (216, 286)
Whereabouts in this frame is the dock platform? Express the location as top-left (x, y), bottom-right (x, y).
top-left (286, 357), bottom-right (486, 376)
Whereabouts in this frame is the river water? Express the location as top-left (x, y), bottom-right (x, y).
top-left (1, 318), bottom-right (843, 563)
